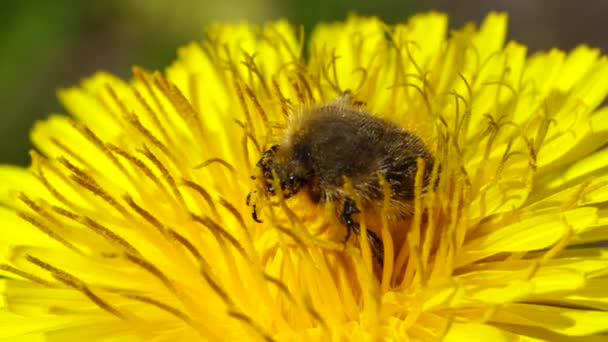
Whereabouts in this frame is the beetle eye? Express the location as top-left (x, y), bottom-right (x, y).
top-left (267, 185), bottom-right (275, 193)
top-left (288, 175), bottom-right (295, 182)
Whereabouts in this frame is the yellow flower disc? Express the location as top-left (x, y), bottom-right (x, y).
top-left (2, 12), bottom-right (608, 341)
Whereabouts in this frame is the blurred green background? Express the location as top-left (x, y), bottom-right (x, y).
top-left (2, 0), bottom-right (607, 166)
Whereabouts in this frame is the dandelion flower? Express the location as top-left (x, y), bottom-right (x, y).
top-left (2, 12), bottom-right (608, 341)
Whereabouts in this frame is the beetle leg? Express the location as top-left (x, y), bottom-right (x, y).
top-left (341, 198), bottom-right (384, 265)
top-left (341, 197), bottom-right (361, 243)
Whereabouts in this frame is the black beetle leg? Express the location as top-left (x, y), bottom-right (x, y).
top-left (340, 197), bottom-right (384, 266)
top-left (247, 191), bottom-right (263, 223)
top-left (341, 198), bottom-right (361, 244)
top-left (252, 204), bottom-right (262, 223)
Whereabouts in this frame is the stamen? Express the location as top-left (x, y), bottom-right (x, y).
top-left (124, 293), bottom-right (213, 339)
top-left (393, 81), bottom-right (430, 115)
top-left (240, 52), bottom-right (270, 96)
top-left (385, 39), bottom-right (408, 103)
top-left (531, 112), bottom-right (553, 155)
top-left (124, 253), bottom-right (174, 292)
top-left (16, 211), bottom-right (79, 252)
top-left (400, 158), bottom-right (427, 288)
top-left (180, 179), bottom-right (220, 219)
top-left (194, 158), bottom-right (236, 173)
top-left (0, 264), bottom-right (57, 287)
top-left (245, 86), bottom-right (269, 123)
top-left (200, 269), bottom-right (233, 306)
top-left (153, 75), bottom-right (206, 146)
top-left (524, 138), bottom-right (538, 171)
top-left (233, 81), bottom-right (254, 129)
top-left (291, 78), bottom-right (306, 103)
top-left (272, 225), bottom-right (306, 248)
top-left (263, 273), bottom-right (296, 304)
top-left (123, 195), bottom-right (165, 233)
top-left (482, 80), bottom-right (516, 103)
top-left (323, 49), bottom-right (341, 94)
top-left (31, 152), bottom-right (77, 207)
top-left (377, 175), bottom-right (394, 291)
top-left (132, 67), bottom-right (174, 145)
top-left (166, 229), bottom-right (202, 262)
top-left (50, 137), bottom-right (94, 170)
top-left (271, 78), bottom-right (291, 117)
top-left (268, 171), bottom-right (303, 229)
top-left (448, 170), bottom-right (465, 259)
top-left (303, 298), bottom-right (330, 332)
top-left (107, 144), bottom-right (172, 200)
top-left (78, 286), bottom-right (126, 319)
top-left (227, 310), bottom-right (275, 342)
top-left (123, 112), bottom-right (178, 166)
top-left (447, 91), bottom-right (469, 144)
top-left (402, 40), bottom-right (422, 75)
top-left (190, 214), bottom-right (248, 259)
top-left (124, 294), bottom-right (192, 324)
top-left (421, 166), bottom-right (441, 278)
top-left (80, 217), bottom-right (140, 256)
top-left (50, 205), bottom-right (81, 220)
top-left (498, 141), bottom-right (526, 177)
top-left (124, 196), bottom-right (204, 271)
top-left (217, 198), bottom-right (247, 233)
top-left (25, 255), bottom-right (125, 319)
top-left (131, 77), bottom-right (173, 143)
top-left (18, 193), bottom-right (60, 226)
top-left (351, 67), bottom-right (368, 94)
top-left (139, 146), bottom-right (186, 208)
top-left (296, 72), bottom-right (315, 103)
top-left (104, 84), bottom-right (131, 119)
top-left (233, 119), bottom-right (263, 154)
top-left (218, 197), bottom-right (255, 254)
top-left (59, 157), bottom-right (130, 218)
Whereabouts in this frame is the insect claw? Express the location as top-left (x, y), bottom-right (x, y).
top-left (342, 226), bottom-right (352, 244)
top-left (341, 198), bottom-right (360, 245)
top-left (341, 198), bottom-right (384, 265)
top-left (252, 204), bottom-right (263, 223)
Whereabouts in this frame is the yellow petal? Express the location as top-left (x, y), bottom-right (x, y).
top-left (492, 303), bottom-right (608, 336)
top-left (0, 166), bottom-right (47, 206)
top-left (555, 45), bottom-right (601, 91)
top-left (0, 207), bottom-right (61, 250)
top-left (57, 72), bottom-right (125, 138)
top-left (444, 322), bottom-right (517, 342)
top-left (458, 208), bottom-right (596, 266)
